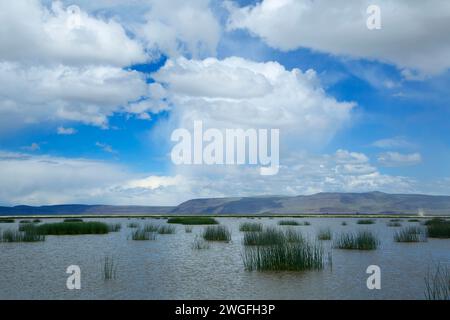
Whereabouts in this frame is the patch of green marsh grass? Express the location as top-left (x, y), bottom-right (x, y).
top-left (167, 217), bottom-right (218, 225)
top-left (130, 229), bottom-right (156, 240)
top-left (341, 221), bottom-right (347, 226)
top-left (239, 222), bottom-right (263, 232)
top-left (408, 219), bottom-right (420, 222)
top-left (334, 230), bottom-right (379, 250)
top-left (426, 218), bottom-right (450, 238)
top-left (63, 218), bottom-right (83, 222)
top-left (0, 219), bottom-right (14, 223)
top-left (107, 223), bottom-right (121, 232)
top-left (317, 228), bottom-right (332, 240)
top-left (0, 228), bottom-right (45, 242)
top-left (394, 226), bottom-right (427, 242)
top-left (103, 256), bottom-right (117, 280)
top-left (37, 221), bottom-right (109, 235)
top-left (242, 236), bottom-right (325, 271)
top-left (202, 225), bottom-right (231, 242)
top-left (157, 225), bottom-right (176, 234)
top-left (357, 219), bottom-right (375, 225)
top-left (424, 263), bottom-right (450, 300)
top-left (32, 219), bottom-right (41, 223)
top-left (185, 226), bottom-right (193, 233)
top-left (243, 227), bottom-right (302, 246)
top-left (127, 222), bottom-right (139, 228)
top-left (19, 220), bottom-right (32, 224)
top-left (278, 220), bottom-right (300, 226)
top-left (143, 223), bottom-right (159, 232)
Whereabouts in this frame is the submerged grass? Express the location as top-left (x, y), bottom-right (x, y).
top-left (202, 225), bottom-right (231, 242)
top-left (334, 230), bottom-right (379, 250)
top-left (394, 226), bottom-right (427, 242)
top-left (167, 217), bottom-right (218, 225)
top-left (424, 263), bottom-right (450, 300)
top-left (239, 222), bottom-right (263, 232)
top-left (37, 221), bottom-right (109, 235)
top-left (317, 228), bottom-right (332, 241)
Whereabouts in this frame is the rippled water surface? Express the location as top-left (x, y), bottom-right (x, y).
top-left (0, 217), bottom-right (448, 299)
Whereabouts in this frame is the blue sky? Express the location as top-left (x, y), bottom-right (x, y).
top-left (0, 0), bottom-right (449, 206)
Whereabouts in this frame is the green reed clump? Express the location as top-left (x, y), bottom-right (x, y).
top-left (239, 222), bottom-right (263, 232)
top-left (167, 217), bottom-right (219, 225)
top-left (37, 221), bottom-right (109, 235)
top-left (19, 220), bottom-right (32, 224)
top-left (107, 223), bottom-right (121, 232)
top-left (334, 230), bottom-right (379, 250)
top-left (103, 256), bottom-right (117, 280)
top-left (0, 218), bottom-right (14, 223)
top-left (302, 221), bottom-right (311, 226)
top-left (424, 218), bottom-right (450, 238)
top-left (424, 263), bottom-right (450, 300)
top-left (408, 219), bottom-right (420, 222)
top-left (390, 219), bottom-right (403, 222)
top-left (143, 223), bottom-right (159, 232)
top-left (185, 226), bottom-right (193, 233)
top-left (157, 225), bottom-right (176, 234)
top-left (244, 227), bottom-right (302, 246)
top-left (192, 237), bottom-right (210, 250)
top-left (278, 220), bottom-right (300, 226)
top-left (18, 223), bottom-right (36, 232)
top-left (387, 222), bottom-right (402, 227)
top-left (0, 228), bottom-right (45, 242)
top-left (202, 225), bottom-right (231, 241)
top-left (130, 229), bottom-right (156, 240)
top-left (32, 219), bottom-right (41, 223)
top-left (394, 226), bottom-right (427, 242)
top-left (242, 240), bottom-right (325, 271)
top-left (341, 221), bottom-right (347, 226)
top-left (357, 219), bottom-right (375, 225)
top-left (317, 228), bottom-right (332, 240)
top-left (127, 222), bottom-right (139, 228)
top-left (63, 218), bottom-right (83, 222)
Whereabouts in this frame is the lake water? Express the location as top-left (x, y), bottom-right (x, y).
top-left (0, 217), bottom-right (448, 300)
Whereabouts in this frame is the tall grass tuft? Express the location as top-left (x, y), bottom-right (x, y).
top-left (37, 222), bottom-right (109, 235)
top-left (157, 225), bottom-right (176, 234)
top-left (243, 227), bottom-right (286, 246)
top-left (424, 263), bottom-right (450, 300)
top-left (239, 222), bottom-right (263, 232)
top-left (334, 230), bottom-right (379, 250)
top-left (103, 256), bottom-right (117, 280)
top-left (394, 226), bottom-right (427, 242)
top-left (0, 219), bottom-right (14, 223)
top-left (341, 221), bottom-right (347, 226)
top-left (130, 229), bottom-right (156, 240)
top-left (32, 219), bottom-right (41, 223)
top-left (426, 219), bottom-right (450, 238)
top-left (127, 222), bottom-right (139, 228)
top-left (242, 240), bottom-right (325, 271)
top-left (185, 226), bottom-right (193, 233)
top-left (167, 217), bottom-right (218, 225)
top-left (408, 219), bottom-right (420, 222)
top-left (357, 219), bottom-right (375, 225)
top-left (202, 225), bottom-right (231, 242)
top-left (107, 223), bottom-right (122, 232)
top-left (19, 220), bottom-right (32, 224)
top-left (317, 228), bottom-right (332, 240)
top-left (387, 222), bottom-right (402, 227)
top-left (143, 223), bottom-right (159, 232)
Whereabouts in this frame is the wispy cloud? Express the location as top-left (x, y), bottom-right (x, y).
top-left (57, 126), bottom-right (77, 135)
top-left (21, 143), bottom-right (40, 152)
top-left (378, 152), bottom-right (422, 167)
top-left (95, 142), bottom-right (117, 154)
top-left (372, 136), bottom-right (415, 149)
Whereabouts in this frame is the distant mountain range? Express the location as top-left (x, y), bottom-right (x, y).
top-left (1, 192), bottom-right (450, 216)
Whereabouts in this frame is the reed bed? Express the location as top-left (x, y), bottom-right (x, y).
top-left (0, 229), bottom-right (45, 242)
top-left (107, 223), bottom-right (122, 232)
top-left (408, 219), bottom-right (420, 222)
top-left (37, 222), bottom-right (109, 235)
top-left (239, 222), bottom-right (263, 232)
top-left (19, 220), bottom-right (32, 224)
top-left (127, 222), bottom-right (139, 228)
top-left (167, 217), bottom-right (218, 225)
top-left (387, 222), bottom-right (402, 227)
top-left (334, 230), bottom-right (379, 250)
top-left (32, 219), bottom-right (41, 223)
top-left (243, 227), bottom-right (286, 246)
top-left (130, 229), bottom-right (156, 240)
top-left (202, 226), bottom-right (231, 242)
top-left (0, 219), bottom-right (14, 223)
top-left (424, 263), bottom-right (450, 300)
top-left (242, 240), bottom-right (325, 271)
top-left (394, 226), bottom-right (427, 242)
top-left (157, 225), bottom-right (176, 234)
top-left (185, 226), bottom-right (193, 233)
top-left (317, 228), bottom-right (332, 240)
top-left (63, 218), bottom-right (83, 222)
top-left (357, 219), bottom-right (375, 225)
top-left (278, 220), bottom-right (300, 226)
top-left (426, 219), bottom-right (450, 238)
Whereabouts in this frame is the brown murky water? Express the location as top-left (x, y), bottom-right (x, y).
top-left (0, 217), bottom-right (448, 299)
